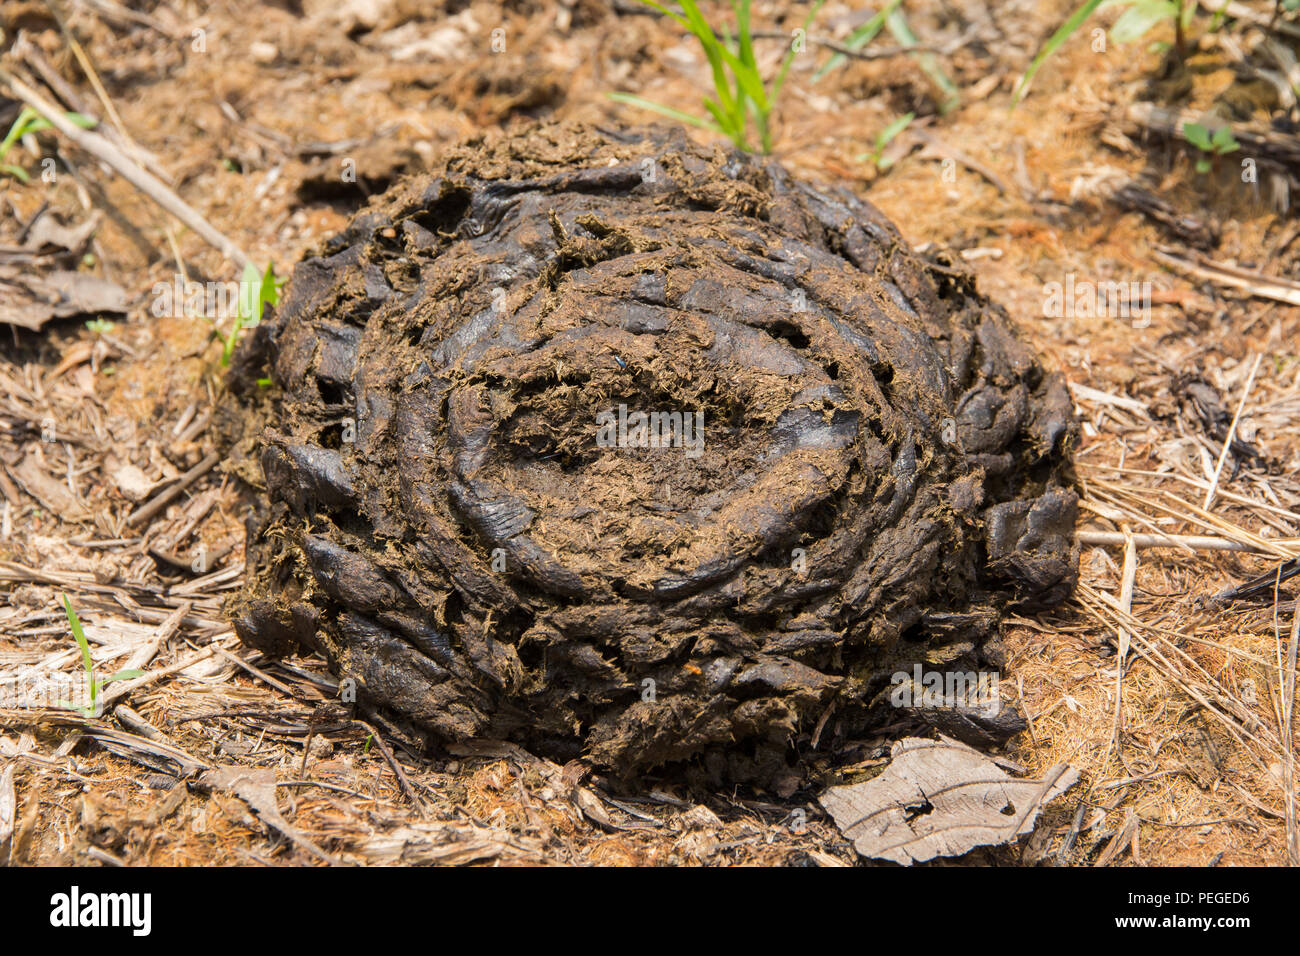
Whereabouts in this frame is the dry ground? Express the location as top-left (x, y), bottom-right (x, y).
top-left (1, 0), bottom-right (1298, 866)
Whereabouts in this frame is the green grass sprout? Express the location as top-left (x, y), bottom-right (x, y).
top-left (812, 0), bottom-right (901, 81)
top-left (60, 594), bottom-right (143, 717)
top-left (859, 111), bottom-right (915, 168)
top-left (610, 0), bottom-right (826, 154)
top-left (1183, 121), bottom-right (1240, 173)
top-left (0, 107), bottom-right (96, 182)
top-left (220, 261), bottom-right (284, 367)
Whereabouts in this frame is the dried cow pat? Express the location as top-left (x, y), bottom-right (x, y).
top-left (224, 123), bottom-right (1078, 783)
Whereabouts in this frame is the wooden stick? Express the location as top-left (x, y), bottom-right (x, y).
top-left (212, 646), bottom-right (301, 699)
top-left (126, 451), bottom-right (221, 529)
top-left (1076, 530), bottom-right (1271, 553)
top-left (1199, 0), bottom-right (1300, 39)
top-left (0, 69), bottom-right (249, 268)
top-left (1154, 249), bottom-right (1300, 306)
top-left (748, 29), bottom-right (965, 60)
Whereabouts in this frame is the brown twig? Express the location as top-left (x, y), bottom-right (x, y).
top-left (126, 451), bottom-right (221, 529)
top-left (1076, 530), bottom-right (1276, 553)
top-left (355, 720), bottom-right (425, 814)
top-left (0, 69), bottom-right (249, 268)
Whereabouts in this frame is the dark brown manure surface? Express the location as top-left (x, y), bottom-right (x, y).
top-left (224, 122), bottom-right (1078, 784)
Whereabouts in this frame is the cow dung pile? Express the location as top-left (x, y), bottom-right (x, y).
top-left (224, 123), bottom-right (1078, 784)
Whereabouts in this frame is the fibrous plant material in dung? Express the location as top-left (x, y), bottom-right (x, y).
top-left (224, 122), bottom-right (1078, 784)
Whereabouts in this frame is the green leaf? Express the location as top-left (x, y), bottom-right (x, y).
top-left (1183, 121), bottom-right (1213, 151)
top-left (1109, 0), bottom-right (1176, 44)
top-left (1211, 125), bottom-right (1239, 153)
top-left (702, 97), bottom-right (748, 149)
top-left (0, 108), bottom-right (97, 166)
top-left (0, 107), bottom-right (40, 161)
top-left (62, 593), bottom-right (99, 714)
top-left (19, 112), bottom-right (97, 136)
top-left (259, 262), bottom-right (283, 314)
top-left (632, 0), bottom-right (689, 31)
top-left (62, 594), bottom-right (94, 680)
top-left (1014, 0), bottom-right (1106, 106)
top-left (676, 0), bottom-right (739, 117)
top-left (718, 45), bottom-right (769, 113)
top-left (222, 261), bottom-right (283, 366)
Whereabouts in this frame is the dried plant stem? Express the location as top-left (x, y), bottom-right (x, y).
top-left (0, 68), bottom-right (250, 268)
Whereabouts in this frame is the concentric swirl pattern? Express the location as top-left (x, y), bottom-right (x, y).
top-left (226, 123), bottom-right (1078, 782)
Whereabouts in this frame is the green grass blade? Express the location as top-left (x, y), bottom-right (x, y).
top-left (608, 92), bottom-right (726, 134)
top-left (812, 0), bottom-right (899, 82)
top-left (702, 98), bottom-right (747, 147)
top-left (886, 8), bottom-right (960, 114)
top-left (876, 111), bottom-right (915, 149)
top-left (20, 113), bottom-right (98, 136)
top-left (0, 108), bottom-right (39, 162)
top-left (718, 47), bottom-right (769, 112)
top-left (62, 593), bottom-right (98, 713)
top-left (734, 0), bottom-right (758, 72)
top-left (732, 0), bottom-right (755, 118)
top-left (773, 0), bottom-right (828, 100)
top-left (1109, 0), bottom-right (1176, 43)
top-left (62, 594), bottom-right (94, 679)
top-left (677, 0), bottom-right (740, 116)
top-left (632, 0), bottom-right (690, 30)
top-left (1013, 0), bottom-right (1105, 106)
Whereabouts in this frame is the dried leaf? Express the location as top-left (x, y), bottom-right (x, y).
top-left (23, 213), bottom-right (101, 255)
top-left (0, 270), bottom-right (126, 331)
top-left (819, 736), bottom-right (1079, 865)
